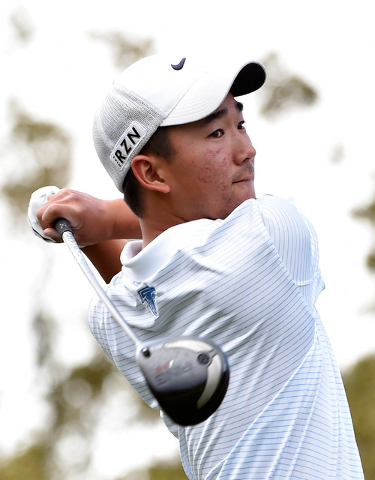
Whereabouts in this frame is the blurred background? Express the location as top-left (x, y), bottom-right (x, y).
top-left (0, 1), bottom-right (374, 478)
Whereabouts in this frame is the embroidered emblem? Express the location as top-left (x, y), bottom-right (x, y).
top-left (110, 121), bottom-right (147, 170)
top-left (138, 286), bottom-right (158, 317)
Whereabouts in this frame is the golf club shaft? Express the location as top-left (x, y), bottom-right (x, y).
top-left (54, 218), bottom-right (140, 346)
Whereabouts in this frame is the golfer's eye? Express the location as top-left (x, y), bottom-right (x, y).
top-left (238, 121), bottom-right (246, 131)
top-left (209, 129), bottom-right (224, 138)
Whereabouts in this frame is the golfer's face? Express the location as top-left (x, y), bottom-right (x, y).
top-left (164, 94), bottom-right (257, 221)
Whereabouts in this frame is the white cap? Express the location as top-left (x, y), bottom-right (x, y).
top-left (93, 54), bottom-right (266, 192)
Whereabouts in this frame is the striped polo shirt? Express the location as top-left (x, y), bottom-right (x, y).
top-left (88, 195), bottom-right (364, 479)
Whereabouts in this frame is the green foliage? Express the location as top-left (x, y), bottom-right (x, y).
top-left (147, 463), bottom-right (188, 480)
top-left (354, 200), bottom-right (375, 225)
top-left (353, 197), bottom-right (375, 273)
top-left (121, 459), bottom-right (188, 480)
top-left (0, 444), bottom-right (49, 480)
top-left (259, 53), bottom-right (318, 119)
top-left (89, 30), bottom-right (154, 70)
top-left (10, 8), bottom-right (34, 45)
top-left (343, 354), bottom-right (375, 479)
top-left (47, 352), bottom-right (116, 430)
top-left (367, 253), bottom-right (375, 272)
top-left (1, 102), bottom-right (72, 222)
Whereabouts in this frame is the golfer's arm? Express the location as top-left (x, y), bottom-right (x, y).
top-left (83, 199), bottom-right (141, 283)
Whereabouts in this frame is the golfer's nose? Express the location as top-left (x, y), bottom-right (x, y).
top-left (234, 133), bottom-right (256, 165)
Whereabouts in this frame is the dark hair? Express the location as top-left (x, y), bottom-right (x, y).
top-left (123, 126), bottom-right (175, 218)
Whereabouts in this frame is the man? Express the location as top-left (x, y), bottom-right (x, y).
top-left (29, 54), bottom-right (364, 479)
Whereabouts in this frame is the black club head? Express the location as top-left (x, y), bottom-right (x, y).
top-left (137, 337), bottom-right (230, 426)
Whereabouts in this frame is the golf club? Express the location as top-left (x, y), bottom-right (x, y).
top-left (54, 218), bottom-right (230, 426)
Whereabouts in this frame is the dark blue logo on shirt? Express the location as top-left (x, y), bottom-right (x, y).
top-left (138, 286), bottom-right (158, 317)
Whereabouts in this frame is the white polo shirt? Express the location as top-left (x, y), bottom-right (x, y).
top-left (88, 195), bottom-right (364, 479)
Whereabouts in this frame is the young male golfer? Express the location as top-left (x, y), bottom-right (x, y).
top-left (29, 54), bottom-right (364, 479)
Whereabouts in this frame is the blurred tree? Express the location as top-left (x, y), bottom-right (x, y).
top-left (259, 53), bottom-right (318, 119)
top-left (9, 7), bottom-right (34, 46)
top-left (1, 101), bottom-right (72, 224)
top-left (0, 444), bottom-right (49, 480)
top-left (89, 30), bottom-right (154, 70)
top-left (344, 187), bottom-right (375, 478)
top-left (353, 196), bottom-right (375, 274)
top-left (121, 459), bottom-right (187, 480)
top-left (343, 354), bottom-right (375, 479)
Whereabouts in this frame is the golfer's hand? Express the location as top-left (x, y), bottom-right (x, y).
top-left (28, 187), bottom-right (125, 246)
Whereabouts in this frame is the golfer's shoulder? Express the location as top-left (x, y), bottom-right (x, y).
top-left (257, 194), bottom-right (305, 223)
top-left (256, 195), bottom-right (317, 247)
top-left (257, 193), bottom-right (295, 210)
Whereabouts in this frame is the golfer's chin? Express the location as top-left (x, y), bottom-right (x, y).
top-left (233, 179), bottom-right (256, 203)
top-left (218, 195), bottom-right (256, 221)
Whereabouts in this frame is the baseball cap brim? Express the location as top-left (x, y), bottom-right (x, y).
top-left (160, 61), bottom-right (266, 126)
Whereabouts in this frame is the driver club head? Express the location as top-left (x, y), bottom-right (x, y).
top-left (137, 337), bottom-right (230, 426)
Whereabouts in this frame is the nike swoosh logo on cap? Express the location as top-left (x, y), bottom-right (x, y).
top-left (171, 58), bottom-right (186, 70)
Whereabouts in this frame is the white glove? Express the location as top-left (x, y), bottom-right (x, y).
top-left (28, 186), bottom-right (60, 243)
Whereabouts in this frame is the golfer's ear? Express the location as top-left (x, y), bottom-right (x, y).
top-left (131, 155), bottom-right (171, 193)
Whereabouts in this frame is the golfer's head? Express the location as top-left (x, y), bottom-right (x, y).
top-left (93, 54), bottom-right (266, 193)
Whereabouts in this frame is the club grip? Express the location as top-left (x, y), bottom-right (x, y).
top-left (54, 218), bottom-right (73, 238)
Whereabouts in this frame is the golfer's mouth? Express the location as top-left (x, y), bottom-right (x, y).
top-left (233, 163), bottom-right (254, 184)
top-left (233, 176), bottom-right (254, 184)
